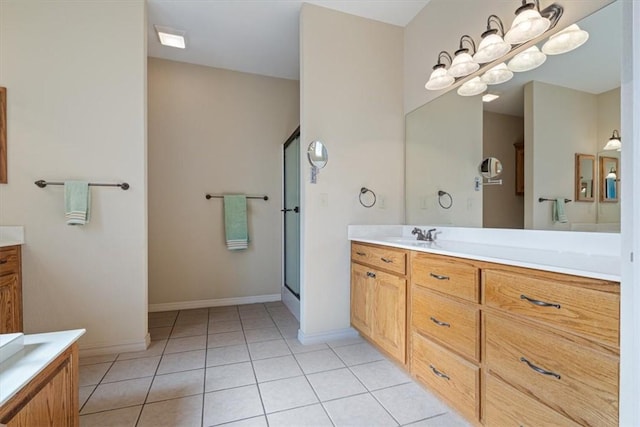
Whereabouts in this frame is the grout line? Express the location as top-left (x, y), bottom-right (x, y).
top-left (79, 403), bottom-right (144, 418)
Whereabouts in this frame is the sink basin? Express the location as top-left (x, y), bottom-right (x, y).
top-left (0, 333), bottom-right (24, 364)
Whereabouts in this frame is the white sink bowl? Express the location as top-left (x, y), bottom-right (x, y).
top-left (0, 333), bottom-right (24, 364)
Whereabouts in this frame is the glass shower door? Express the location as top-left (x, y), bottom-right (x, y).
top-left (283, 135), bottom-right (300, 298)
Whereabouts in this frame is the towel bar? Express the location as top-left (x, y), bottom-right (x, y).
top-left (538, 197), bottom-right (571, 203)
top-left (35, 180), bottom-right (130, 190)
top-left (206, 194), bottom-right (268, 201)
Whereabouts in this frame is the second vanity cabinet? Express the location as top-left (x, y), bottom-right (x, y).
top-left (0, 245), bottom-right (22, 333)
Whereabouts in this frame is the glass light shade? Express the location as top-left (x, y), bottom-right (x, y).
top-left (508, 46), bottom-right (547, 72)
top-left (481, 63), bottom-right (513, 85)
top-left (457, 77), bottom-right (487, 96)
top-left (448, 52), bottom-right (480, 78)
top-left (603, 137), bottom-right (622, 151)
top-left (542, 24), bottom-right (590, 55)
top-left (473, 33), bottom-right (511, 63)
top-left (504, 8), bottom-right (551, 45)
top-left (425, 66), bottom-right (455, 90)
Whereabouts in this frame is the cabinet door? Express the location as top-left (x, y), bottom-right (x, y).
top-left (0, 273), bottom-right (21, 333)
top-left (372, 270), bottom-right (406, 362)
top-left (351, 263), bottom-right (373, 337)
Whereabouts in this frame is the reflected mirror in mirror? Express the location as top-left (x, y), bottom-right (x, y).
top-left (307, 141), bottom-right (328, 169)
top-left (599, 155), bottom-right (619, 202)
top-left (575, 153), bottom-right (595, 202)
top-left (479, 157), bottom-right (503, 179)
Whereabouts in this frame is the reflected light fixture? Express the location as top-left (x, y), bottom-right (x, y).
top-left (457, 77), bottom-right (487, 97)
top-left (508, 46), bottom-right (547, 72)
top-left (482, 93), bottom-right (500, 102)
top-left (154, 25), bottom-right (187, 49)
top-left (603, 130), bottom-right (622, 151)
top-left (542, 24), bottom-right (589, 55)
top-left (449, 35), bottom-right (480, 78)
top-left (473, 15), bottom-right (511, 64)
top-left (504, 0), bottom-right (551, 45)
top-left (482, 63), bottom-right (513, 85)
top-left (425, 51), bottom-right (455, 90)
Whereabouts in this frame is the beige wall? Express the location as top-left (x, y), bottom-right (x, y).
top-left (0, 0), bottom-right (147, 354)
top-left (405, 91), bottom-right (482, 227)
top-left (300, 4), bottom-right (404, 338)
top-left (147, 58), bottom-right (299, 308)
top-left (483, 112), bottom-right (524, 229)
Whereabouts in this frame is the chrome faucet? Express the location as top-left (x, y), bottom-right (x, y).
top-left (411, 227), bottom-right (436, 242)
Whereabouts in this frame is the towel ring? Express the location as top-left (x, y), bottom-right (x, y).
top-left (359, 187), bottom-right (376, 208)
top-left (437, 190), bottom-right (453, 209)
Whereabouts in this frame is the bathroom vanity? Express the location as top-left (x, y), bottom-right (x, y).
top-left (349, 226), bottom-right (620, 426)
top-left (0, 227), bottom-right (25, 334)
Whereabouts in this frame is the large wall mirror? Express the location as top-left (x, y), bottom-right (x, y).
top-left (405, 0), bottom-right (621, 232)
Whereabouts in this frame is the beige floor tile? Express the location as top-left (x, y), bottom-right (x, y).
top-left (79, 405), bottom-right (142, 427)
top-left (332, 342), bottom-right (385, 366)
top-left (222, 415), bottom-right (268, 426)
top-left (79, 385), bottom-right (95, 409)
top-left (157, 349), bottom-right (206, 375)
top-left (252, 355), bottom-right (303, 383)
top-left (205, 361), bottom-right (256, 392)
top-left (206, 343), bottom-right (250, 367)
top-left (285, 337), bottom-right (328, 354)
top-left (137, 394), bottom-right (203, 427)
top-left (209, 311), bottom-right (241, 322)
top-left (373, 383), bottom-right (449, 425)
top-left (165, 334), bottom-right (207, 354)
top-left (323, 393), bottom-right (398, 427)
top-left (258, 376), bottom-right (318, 414)
top-left (307, 368), bottom-right (367, 401)
top-left (278, 326), bottom-right (299, 339)
top-left (80, 354), bottom-right (118, 366)
top-left (248, 339), bottom-right (291, 360)
top-left (326, 335), bottom-right (365, 348)
top-left (241, 317), bottom-right (276, 330)
top-left (208, 331), bottom-right (246, 348)
top-left (149, 327), bottom-right (172, 341)
top-left (405, 412), bottom-right (471, 427)
top-left (80, 362), bottom-right (112, 387)
top-left (81, 377), bottom-right (152, 414)
top-left (149, 312), bottom-right (177, 328)
top-left (117, 340), bottom-right (167, 361)
top-left (350, 360), bottom-right (411, 391)
top-left (244, 327), bottom-right (282, 343)
top-left (146, 369), bottom-right (205, 403)
top-left (170, 322), bottom-right (208, 338)
top-left (294, 349), bottom-right (345, 374)
top-left (267, 404), bottom-right (333, 427)
top-left (203, 384), bottom-right (264, 426)
top-left (102, 356), bottom-right (160, 383)
top-left (208, 319), bottom-right (243, 333)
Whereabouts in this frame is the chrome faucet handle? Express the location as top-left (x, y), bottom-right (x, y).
top-left (426, 228), bottom-right (437, 241)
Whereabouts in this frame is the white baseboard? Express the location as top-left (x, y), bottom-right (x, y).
top-left (282, 287), bottom-right (300, 321)
top-left (297, 327), bottom-right (359, 345)
top-left (148, 294), bottom-right (281, 312)
top-left (79, 333), bottom-right (150, 357)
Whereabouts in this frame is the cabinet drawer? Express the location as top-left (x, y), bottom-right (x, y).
top-left (0, 247), bottom-right (19, 276)
top-left (351, 243), bottom-right (406, 275)
top-left (411, 253), bottom-right (479, 302)
top-left (485, 374), bottom-right (579, 427)
top-left (411, 286), bottom-right (479, 362)
top-left (483, 269), bottom-right (619, 346)
top-left (411, 332), bottom-right (479, 422)
top-left (484, 313), bottom-right (618, 426)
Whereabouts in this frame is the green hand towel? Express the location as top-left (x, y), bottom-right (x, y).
top-left (65, 181), bottom-right (91, 225)
top-left (224, 195), bottom-right (248, 250)
top-left (553, 198), bottom-right (568, 223)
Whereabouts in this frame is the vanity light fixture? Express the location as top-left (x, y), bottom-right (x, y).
top-left (481, 62), bottom-right (514, 85)
top-left (482, 93), bottom-right (500, 102)
top-left (457, 76), bottom-right (487, 97)
top-left (425, 51), bottom-right (455, 90)
top-left (508, 45), bottom-right (547, 72)
top-left (154, 25), bottom-right (187, 49)
top-left (504, 0), bottom-right (551, 45)
top-left (448, 35), bottom-right (480, 78)
top-left (603, 130), bottom-right (622, 151)
top-left (542, 24), bottom-right (589, 55)
top-left (473, 15), bottom-right (511, 64)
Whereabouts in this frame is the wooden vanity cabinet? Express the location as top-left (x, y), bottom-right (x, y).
top-left (350, 242), bottom-right (407, 363)
top-left (0, 245), bottom-right (22, 333)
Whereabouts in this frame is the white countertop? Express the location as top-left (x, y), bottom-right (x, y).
top-left (0, 329), bottom-right (85, 406)
top-left (0, 226), bottom-right (25, 248)
top-left (349, 225), bottom-right (620, 282)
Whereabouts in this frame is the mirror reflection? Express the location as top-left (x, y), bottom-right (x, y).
top-left (480, 157), bottom-right (503, 179)
top-left (575, 154), bottom-right (595, 202)
top-left (599, 156), bottom-right (619, 202)
top-left (307, 140), bottom-right (328, 169)
top-left (405, 1), bottom-right (621, 232)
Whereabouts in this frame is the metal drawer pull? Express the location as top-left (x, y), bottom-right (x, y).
top-left (366, 272), bottom-right (376, 278)
top-left (520, 294), bottom-right (561, 309)
top-left (356, 251), bottom-right (366, 256)
top-left (430, 316), bottom-right (450, 327)
top-left (429, 273), bottom-right (450, 281)
top-left (0, 259), bottom-right (7, 265)
top-left (429, 364), bottom-right (450, 380)
top-left (520, 357), bottom-right (561, 380)
top-left (381, 257), bottom-right (393, 263)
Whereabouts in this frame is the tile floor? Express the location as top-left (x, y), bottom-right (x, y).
top-left (79, 302), bottom-right (470, 427)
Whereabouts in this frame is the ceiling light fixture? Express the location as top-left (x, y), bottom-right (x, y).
top-left (542, 24), bottom-right (589, 55)
top-left (481, 62), bottom-right (514, 85)
top-left (603, 130), bottom-right (622, 151)
top-left (448, 35), bottom-right (480, 78)
top-left (504, 0), bottom-right (551, 45)
top-left (508, 46), bottom-right (547, 72)
top-left (482, 93), bottom-right (500, 102)
top-left (473, 15), bottom-right (511, 64)
top-left (425, 51), bottom-right (455, 91)
top-left (457, 77), bottom-right (487, 97)
top-left (154, 25), bottom-right (187, 49)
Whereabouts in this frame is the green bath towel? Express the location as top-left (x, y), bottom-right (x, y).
top-left (224, 195), bottom-right (248, 250)
top-left (552, 198), bottom-right (568, 223)
top-left (64, 181), bottom-right (91, 226)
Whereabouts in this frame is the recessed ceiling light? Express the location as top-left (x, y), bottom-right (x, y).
top-left (482, 94), bottom-right (500, 102)
top-left (154, 25), bottom-right (186, 49)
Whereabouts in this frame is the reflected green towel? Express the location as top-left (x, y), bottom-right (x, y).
top-left (64, 181), bottom-right (91, 225)
top-left (552, 198), bottom-right (568, 223)
top-left (224, 195), bottom-right (248, 250)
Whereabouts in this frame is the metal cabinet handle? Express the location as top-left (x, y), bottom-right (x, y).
top-left (429, 364), bottom-right (450, 380)
top-left (0, 259), bottom-right (7, 265)
top-left (520, 294), bottom-right (561, 309)
top-left (520, 357), bottom-right (561, 380)
top-left (429, 272), bottom-right (450, 281)
top-left (366, 271), bottom-right (376, 278)
top-left (356, 251), bottom-right (366, 256)
top-left (381, 257), bottom-right (393, 263)
top-left (430, 316), bottom-right (450, 328)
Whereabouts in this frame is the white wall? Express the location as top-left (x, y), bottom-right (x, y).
top-left (405, 91), bottom-right (482, 227)
top-left (299, 4), bottom-right (404, 338)
top-left (0, 0), bottom-right (147, 354)
top-left (147, 58), bottom-right (299, 309)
